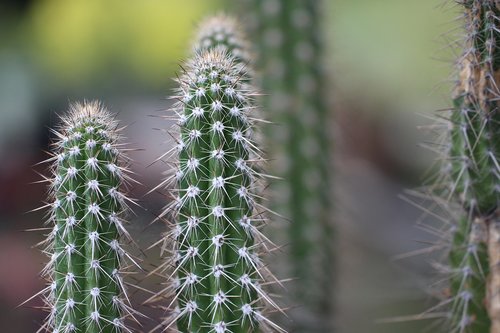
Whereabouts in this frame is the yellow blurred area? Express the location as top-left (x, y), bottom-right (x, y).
top-left (28, 0), bottom-right (216, 84)
top-left (329, 0), bottom-right (456, 110)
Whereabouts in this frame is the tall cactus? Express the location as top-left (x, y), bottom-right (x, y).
top-left (38, 101), bottom-right (137, 333)
top-left (152, 45), bottom-right (282, 332)
top-left (435, 1), bottom-right (500, 332)
top-left (242, 1), bottom-right (334, 331)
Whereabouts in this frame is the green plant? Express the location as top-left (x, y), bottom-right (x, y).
top-left (242, 0), bottom-right (334, 331)
top-left (152, 45), bottom-right (282, 332)
top-left (193, 14), bottom-right (252, 65)
top-left (39, 101), bottom-right (137, 333)
top-left (435, 1), bottom-right (500, 331)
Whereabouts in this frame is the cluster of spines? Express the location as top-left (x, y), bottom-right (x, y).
top-left (38, 101), bottom-right (137, 333)
top-left (243, 0), bottom-right (334, 331)
top-left (431, 1), bottom-right (500, 332)
top-left (152, 47), bottom-right (282, 333)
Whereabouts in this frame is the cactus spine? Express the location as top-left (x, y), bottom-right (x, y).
top-left (40, 101), bottom-right (136, 333)
top-left (154, 39), bottom-right (282, 331)
top-left (439, 1), bottom-right (500, 332)
top-left (243, 0), bottom-right (334, 331)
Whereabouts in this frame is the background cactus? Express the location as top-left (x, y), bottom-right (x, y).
top-left (431, 1), bottom-right (500, 332)
top-left (38, 101), bottom-right (138, 333)
top-left (193, 14), bottom-right (252, 66)
top-left (242, 0), bottom-right (334, 331)
top-left (152, 45), bottom-right (282, 332)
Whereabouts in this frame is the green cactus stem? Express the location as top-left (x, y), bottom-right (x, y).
top-left (39, 101), bottom-right (137, 333)
top-left (441, 1), bottom-right (500, 331)
top-left (243, 0), bottom-right (334, 331)
top-left (153, 47), bottom-right (283, 333)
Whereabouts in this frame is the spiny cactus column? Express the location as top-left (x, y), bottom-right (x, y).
top-left (243, 0), bottom-right (334, 331)
top-left (40, 101), bottom-right (136, 333)
top-left (442, 1), bottom-right (500, 332)
top-left (156, 49), bottom-right (282, 333)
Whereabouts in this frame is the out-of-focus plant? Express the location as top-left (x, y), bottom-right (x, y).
top-left (192, 13), bottom-right (252, 65)
top-left (28, 0), bottom-right (216, 85)
top-left (243, 0), bottom-right (334, 332)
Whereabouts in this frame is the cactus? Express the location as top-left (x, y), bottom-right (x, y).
top-left (433, 1), bottom-right (500, 332)
top-left (38, 101), bottom-right (137, 333)
top-left (193, 14), bottom-right (252, 65)
top-left (242, 0), bottom-right (334, 331)
top-left (151, 46), bottom-right (283, 333)
top-left (192, 13), bottom-right (267, 205)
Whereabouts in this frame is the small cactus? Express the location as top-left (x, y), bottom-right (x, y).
top-left (242, 0), bottom-right (334, 331)
top-left (153, 46), bottom-right (283, 332)
top-left (38, 101), bottom-right (138, 333)
top-left (430, 1), bottom-right (500, 332)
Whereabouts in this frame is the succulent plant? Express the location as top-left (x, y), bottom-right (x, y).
top-left (150, 43), bottom-right (283, 332)
top-left (36, 101), bottom-right (138, 333)
top-left (242, 0), bottom-right (334, 331)
top-left (448, 215), bottom-right (489, 332)
top-left (431, 1), bottom-right (500, 332)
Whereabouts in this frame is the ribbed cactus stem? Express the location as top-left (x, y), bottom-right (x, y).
top-left (243, 0), bottom-right (334, 331)
top-left (444, 1), bottom-right (500, 332)
top-left (156, 48), bottom-right (282, 333)
top-left (448, 216), bottom-right (489, 332)
top-left (41, 101), bottom-right (136, 333)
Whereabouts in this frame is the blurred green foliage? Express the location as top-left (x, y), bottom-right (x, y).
top-left (329, 0), bottom-right (456, 111)
top-left (0, 0), bottom-right (457, 106)
top-left (26, 0), bottom-right (217, 86)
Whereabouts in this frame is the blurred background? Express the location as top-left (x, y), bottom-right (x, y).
top-left (0, 0), bottom-right (457, 332)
